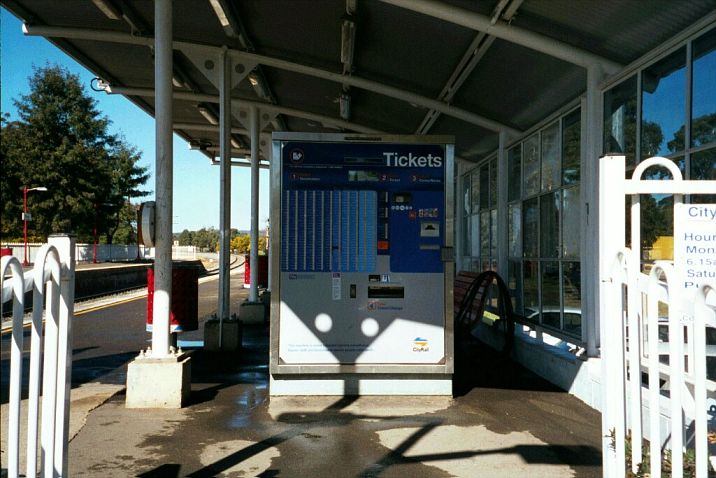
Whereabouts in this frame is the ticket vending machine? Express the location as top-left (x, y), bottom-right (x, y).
top-left (270, 133), bottom-right (454, 395)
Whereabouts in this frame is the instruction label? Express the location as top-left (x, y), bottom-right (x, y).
top-left (674, 204), bottom-right (716, 294)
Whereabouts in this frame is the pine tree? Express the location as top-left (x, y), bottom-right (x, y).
top-left (0, 65), bottom-right (149, 242)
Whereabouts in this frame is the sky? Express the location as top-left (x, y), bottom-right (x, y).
top-left (1, 8), bottom-right (269, 233)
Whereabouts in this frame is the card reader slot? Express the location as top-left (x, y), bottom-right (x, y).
top-left (368, 285), bottom-right (405, 299)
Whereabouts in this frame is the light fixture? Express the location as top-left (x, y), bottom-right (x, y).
top-left (189, 140), bottom-right (212, 151)
top-left (230, 136), bottom-right (242, 149)
top-left (341, 16), bottom-right (356, 73)
top-left (208, 0), bottom-right (231, 28)
top-left (247, 71), bottom-right (269, 99)
top-left (339, 92), bottom-right (351, 120)
top-left (197, 105), bottom-right (219, 125)
top-left (92, 0), bottom-right (122, 20)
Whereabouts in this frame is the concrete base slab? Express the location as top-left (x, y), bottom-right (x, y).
top-left (204, 318), bottom-right (242, 351)
top-left (240, 301), bottom-right (266, 324)
top-left (269, 374), bottom-right (452, 396)
top-left (125, 355), bottom-right (191, 408)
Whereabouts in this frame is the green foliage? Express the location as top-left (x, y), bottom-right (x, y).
top-left (611, 429), bottom-right (698, 478)
top-left (229, 234), bottom-right (267, 254)
top-left (181, 227), bottom-right (221, 252)
top-left (0, 65), bottom-right (149, 243)
top-left (231, 234), bottom-right (250, 253)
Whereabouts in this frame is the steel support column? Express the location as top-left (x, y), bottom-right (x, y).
top-left (218, 48), bottom-right (232, 342)
top-left (496, 130), bottom-right (509, 279)
top-left (249, 106), bottom-right (260, 302)
top-left (583, 64), bottom-right (605, 358)
top-left (151, 0), bottom-right (173, 358)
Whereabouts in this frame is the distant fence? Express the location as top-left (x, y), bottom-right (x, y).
top-left (1, 243), bottom-right (149, 264)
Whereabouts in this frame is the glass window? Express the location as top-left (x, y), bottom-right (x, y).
top-left (523, 134), bottom-right (540, 196)
top-left (541, 122), bottom-right (560, 191)
top-left (604, 76), bottom-right (637, 164)
top-left (480, 210), bottom-right (490, 257)
top-left (562, 186), bottom-right (580, 258)
top-left (508, 146), bottom-right (522, 201)
top-left (540, 191), bottom-right (560, 258)
top-left (490, 209), bottom-right (497, 259)
top-left (541, 262), bottom-right (561, 329)
top-left (470, 214), bottom-right (480, 257)
top-left (523, 260), bottom-right (539, 322)
top-left (470, 170), bottom-right (480, 212)
top-left (562, 109), bottom-right (581, 185)
top-left (641, 193), bottom-right (674, 262)
top-left (641, 47), bottom-right (686, 158)
top-left (508, 204), bottom-right (521, 257)
top-left (462, 215), bottom-right (471, 256)
top-left (563, 262), bottom-right (582, 336)
top-left (462, 176), bottom-right (471, 216)
top-left (692, 28), bottom-right (716, 148)
top-left (508, 259), bottom-right (523, 315)
top-left (489, 160), bottom-right (497, 207)
top-left (479, 163), bottom-right (490, 209)
top-left (523, 198), bottom-right (538, 258)
top-left (691, 148), bottom-right (716, 203)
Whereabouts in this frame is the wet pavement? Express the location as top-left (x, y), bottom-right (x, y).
top-left (3, 262), bottom-right (603, 477)
top-left (66, 322), bottom-right (602, 477)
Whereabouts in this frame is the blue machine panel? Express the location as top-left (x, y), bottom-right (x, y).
top-left (281, 141), bottom-right (445, 274)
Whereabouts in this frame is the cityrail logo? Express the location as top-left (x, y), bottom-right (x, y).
top-left (289, 148), bottom-right (305, 164)
top-left (384, 152), bottom-right (442, 168)
top-left (412, 337), bottom-right (430, 352)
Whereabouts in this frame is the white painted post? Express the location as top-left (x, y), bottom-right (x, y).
top-left (584, 65), bottom-right (605, 357)
top-left (152, 0), bottom-right (173, 358)
top-left (627, 184), bottom-right (642, 472)
top-left (249, 105), bottom-right (260, 302)
top-left (694, 283), bottom-right (712, 478)
top-left (2, 256), bottom-right (25, 478)
top-left (646, 268), bottom-right (662, 477)
top-left (218, 47), bottom-right (232, 345)
top-left (599, 154), bottom-right (626, 478)
top-left (41, 249), bottom-right (61, 478)
top-left (27, 245), bottom-right (60, 478)
top-left (48, 234), bottom-right (75, 477)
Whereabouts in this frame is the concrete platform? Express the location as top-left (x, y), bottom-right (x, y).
top-left (63, 323), bottom-right (603, 477)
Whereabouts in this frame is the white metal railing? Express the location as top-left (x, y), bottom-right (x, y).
top-left (1, 235), bottom-right (76, 478)
top-left (599, 155), bottom-right (716, 478)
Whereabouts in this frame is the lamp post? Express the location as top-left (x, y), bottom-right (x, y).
top-left (22, 186), bottom-right (48, 266)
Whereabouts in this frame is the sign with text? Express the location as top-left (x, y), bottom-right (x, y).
top-left (674, 203), bottom-right (716, 296)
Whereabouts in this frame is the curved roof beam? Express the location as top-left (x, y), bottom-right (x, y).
top-left (23, 24), bottom-right (520, 136)
top-left (379, 0), bottom-right (622, 74)
top-left (103, 85), bottom-right (386, 134)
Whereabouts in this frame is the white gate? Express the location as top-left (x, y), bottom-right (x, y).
top-left (599, 155), bottom-right (715, 477)
top-left (1, 235), bottom-right (76, 478)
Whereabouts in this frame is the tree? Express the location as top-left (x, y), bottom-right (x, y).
top-left (100, 142), bottom-right (150, 245)
top-left (231, 234), bottom-right (250, 253)
top-left (0, 65), bottom-right (149, 242)
top-left (112, 201), bottom-right (139, 245)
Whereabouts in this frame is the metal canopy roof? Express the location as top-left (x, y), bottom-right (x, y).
top-left (3, 0), bottom-right (715, 165)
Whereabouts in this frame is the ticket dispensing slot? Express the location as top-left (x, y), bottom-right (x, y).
top-left (367, 285), bottom-right (405, 299)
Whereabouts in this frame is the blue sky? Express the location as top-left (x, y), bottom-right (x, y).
top-left (1, 8), bottom-right (269, 232)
